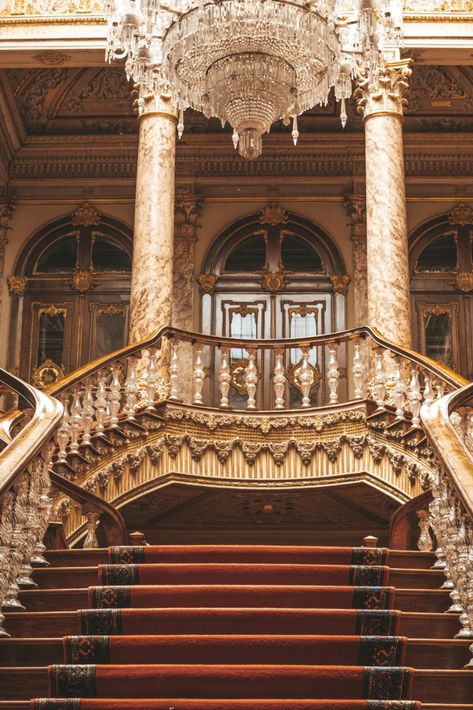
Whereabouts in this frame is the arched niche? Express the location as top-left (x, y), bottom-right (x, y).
top-left (409, 207), bottom-right (473, 379)
top-left (8, 205), bottom-right (132, 386)
top-left (198, 209), bottom-right (348, 408)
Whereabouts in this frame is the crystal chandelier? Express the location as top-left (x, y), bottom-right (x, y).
top-left (105, 1), bottom-right (403, 159)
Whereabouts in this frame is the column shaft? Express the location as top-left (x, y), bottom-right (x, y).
top-left (130, 109), bottom-right (176, 342)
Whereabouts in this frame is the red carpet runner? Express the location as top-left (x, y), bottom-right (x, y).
top-left (32, 545), bottom-right (420, 709)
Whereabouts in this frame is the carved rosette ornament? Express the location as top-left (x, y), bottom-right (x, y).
top-left (261, 270), bottom-right (286, 293)
top-left (330, 274), bottom-right (351, 295)
top-left (259, 202), bottom-right (288, 226)
top-left (451, 272), bottom-right (473, 294)
top-left (448, 203), bottom-right (473, 226)
top-left (72, 202), bottom-right (101, 228)
top-left (355, 60), bottom-right (413, 120)
top-left (68, 270), bottom-right (100, 293)
top-left (197, 273), bottom-right (219, 294)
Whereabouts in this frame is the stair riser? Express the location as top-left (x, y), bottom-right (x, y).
top-left (0, 639), bottom-right (470, 669)
top-left (1, 668), bottom-right (472, 703)
top-left (30, 568), bottom-right (445, 590)
top-left (2, 611), bottom-right (461, 639)
top-left (14, 588), bottom-right (452, 613)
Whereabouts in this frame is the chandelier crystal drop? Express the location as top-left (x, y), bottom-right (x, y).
top-left (105, 0), bottom-right (403, 159)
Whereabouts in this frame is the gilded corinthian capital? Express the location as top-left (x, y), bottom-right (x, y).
top-left (355, 59), bottom-right (413, 120)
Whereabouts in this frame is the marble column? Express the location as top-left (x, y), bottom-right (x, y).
top-left (355, 60), bottom-right (412, 348)
top-left (129, 88), bottom-right (177, 343)
top-left (173, 188), bottom-right (204, 402)
top-left (344, 195), bottom-right (367, 328)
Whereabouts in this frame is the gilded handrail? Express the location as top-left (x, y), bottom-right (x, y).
top-left (46, 324), bottom-right (467, 398)
top-left (0, 369), bottom-right (63, 498)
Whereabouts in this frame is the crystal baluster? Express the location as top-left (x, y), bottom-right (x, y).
top-left (393, 357), bottom-right (406, 419)
top-left (108, 367), bottom-right (122, 427)
top-left (193, 344), bottom-right (205, 405)
top-left (416, 509), bottom-right (433, 552)
top-left (352, 339), bottom-right (364, 400)
top-left (81, 381), bottom-right (95, 445)
top-left (327, 343), bottom-right (339, 404)
top-left (372, 348), bottom-right (386, 409)
top-left (423, 372), bottom-right (435, 407)
top-left (124, 358), bottom-right (139, 419)
top-left (56, 395), bottom-right (72, 463)
top-left (408, 367), bottom-right (422, 428)
top-left (273, 349), bottom-right (286, 410)
top-left (299, 348), bottom-right (314, 409)
top-left (95, 373), bottom-right (108, 433)
top-left (145, 349), bottom-right (159, 409)
top-left (69, 389), bottom-right (82, 454)
top-left (245, 348), bottom-right (258, 410)
top-left (219, 346), bottom-right (231, 408)
top-left (169, 340), bottom-right (180, 401)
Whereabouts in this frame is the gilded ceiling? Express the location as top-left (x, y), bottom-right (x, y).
top-left (4, 63), bottom-right (473, 139)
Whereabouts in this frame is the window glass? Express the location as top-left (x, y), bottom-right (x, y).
top-left (94, 310), bottom-right (126, 359)
top-left (225, 235), bottom-right (266, 271)
top-left (36, 236), bottom-right (77, 273)
top-left (282, 235), bottom-right (324, 272)
top-left (416, 235), bottom-right (457, 272)
top-left (424, 310), bottom-right (452, 368)
top-left (37, 310), bottom-right (65, 366)
top-left (92, 236), bottom-right (131, 272)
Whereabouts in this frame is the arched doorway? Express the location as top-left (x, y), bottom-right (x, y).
top-left (199, 207), bottom-right (347, 408)
top-left (8, 204), bottom-right (132, 386)
top-left (410, 205), bottom-right (473, 380)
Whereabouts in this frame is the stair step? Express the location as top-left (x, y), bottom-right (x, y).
top-left (2, 609), bottom-right (462, 639)
top-left (30, 565), bottom-right (445, 590)
top-left (0, 635), bottom-right (470, 668)
top-left (13, 586), bottom-right (452, 613)
top-left (1, 666), bottom-right (472, 703)
top-left (44, 547), bottom-right (436, 569)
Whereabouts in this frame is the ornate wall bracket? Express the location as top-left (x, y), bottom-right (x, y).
top-left (259, 202), bottom-right (288, 226)
top-left (330, 274), bottom-right (351, 295)
top-left (197, 273), bottom-right (219, 294)
top-left (7, 275), bottom-right (28, 296)
top-left (72, 202), bottom-right (101, 227)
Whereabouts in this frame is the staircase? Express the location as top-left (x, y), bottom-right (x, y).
top-left (0, 544), bottom-right (472, 709)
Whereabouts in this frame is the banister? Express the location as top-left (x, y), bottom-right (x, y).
top-left (45, 324), bottom-right (467, 398)
top-left (50, 471), bottom-right (127, 547)
top-left (389, 489), bottom-right (433, 550)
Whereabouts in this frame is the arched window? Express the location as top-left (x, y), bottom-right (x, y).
top-left (410, 207), bottom-right (473, 379)
top-left (199, 208), bottom-right (347, 408)
top-left (8, 205), bottom-right (132, 386)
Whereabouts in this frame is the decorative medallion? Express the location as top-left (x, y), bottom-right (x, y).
top-left (448, 203), bottom-right (473, 226)
top-left (33, 51), bottom-right (72, 66)
top-left (230, 357), bottom-right (251, 395)
top-left (72, 202), bottom-right (101, 228)
top-left (68, 270), bottom-right (100, 293)
top-left (259, 202), bottom-right (288, 226)
top-left (7, 275), bottom-right (28, 296)
top-left (330, 274), bottom-right (351, 295)
top-left (261, 270), bottom-right (286, 293)
top-left (32, 359), bottom-right (65, 389)
top-left (451, 271), bottom-right (473, 293)
top-left (197, 273), bottom-right (218, 294)
top-left (288, 359), bottom-right (321, 395)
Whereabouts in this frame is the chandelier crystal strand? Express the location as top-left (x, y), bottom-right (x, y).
top-left (105, 0), bottom-right (403, 159)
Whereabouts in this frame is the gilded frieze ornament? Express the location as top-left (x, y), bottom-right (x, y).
top-left (330, 274), bottom-right (351, 295)
top-left (448, 203), bottom-right (473, 226)
top-left (259, 203), bottom-right (288, 227)
top-left (261, 270), bottom-right (287, 293)
top-left (33, 51), bottom-right (72, 66)
top-left (68, 270), bottom-right (100, 293)
top-left (451, 272), bottom-right (473, 294)
top-left (197, 273), bottom-right (219, 294)
top-left (32, 359), bottom-right (64, 389)
top-left (72, 202), bottom-right (100, 228)
top-left (7, 275), bottom-right (28, 296)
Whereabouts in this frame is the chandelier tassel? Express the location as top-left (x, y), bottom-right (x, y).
top-left (232, 129), bottom-right (239, 150)
top-left (177, 107), bottom-right (184, 139)
top-left (291, 115), bottom-right (299, 146)
top-left (340, 98), bottom-right (347, 129)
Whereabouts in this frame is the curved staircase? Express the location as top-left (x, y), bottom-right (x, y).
top-left (0, 543), bottom-right (472, 709)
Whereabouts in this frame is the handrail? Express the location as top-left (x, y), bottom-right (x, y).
top-left (45, 324), bottom-right (467, 398)
top-left (0, 369), bottom-right (63, 498)
top-left (420, 381), bottom-right (473, 655)
top-left (51, 471), bottom-right (127, 547)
